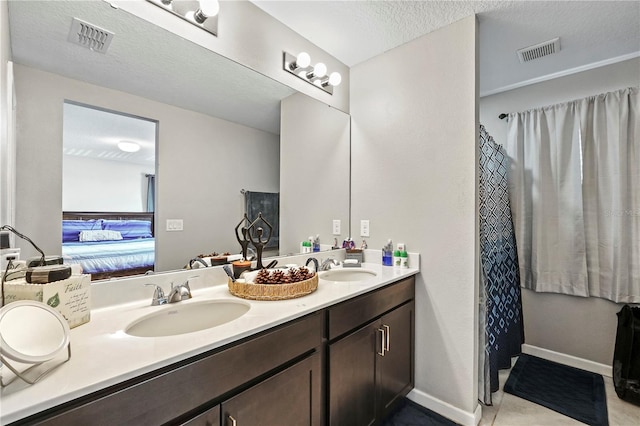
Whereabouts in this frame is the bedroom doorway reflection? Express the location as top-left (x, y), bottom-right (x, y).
top-left (61, 101), bottom-right (157, 280)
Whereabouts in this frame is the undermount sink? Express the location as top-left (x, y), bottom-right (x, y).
top-left (125, 300), bottom-right (250, 338)
top-left (319, 268), bottom-right (378, 282)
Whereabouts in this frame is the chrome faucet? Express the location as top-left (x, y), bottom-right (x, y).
top-left (145, 283), bottom-right (168, 306)
top-left (167, 279), bottom-right (193, 303)
top-left (188, 258), bottom-right (208, 269)
top-left (145, 277), bottom-right (195, 306)
top-left (305, 257), bottom-right (319, 272)
top-left (320, 257), bottom-right (339, 271)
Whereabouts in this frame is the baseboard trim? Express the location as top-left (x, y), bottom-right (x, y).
top-left (407, 388), bottom-right (482, 426)
top-left (522, 344), bottom-right (612, 377)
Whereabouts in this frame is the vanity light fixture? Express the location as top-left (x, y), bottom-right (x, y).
top-left (283, 51), bottom-right (342, 95)
top-left (146, 0), bottom-right (219, 36)
top-left (306, 62), bottom-right (327, 80)
top-left (118, 141), bottom-right (141, 153)
top-left (288, 52), bottom-right (311, 72)
top-left (192, 0), bottom-right (220, 24)
top-left (323, 72), bottom-right (342, 88)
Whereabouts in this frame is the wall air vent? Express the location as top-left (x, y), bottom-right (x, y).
top-left (517, 37), bottom-right (560, 63)
top-left (68, 18), bottom-right (114, 54)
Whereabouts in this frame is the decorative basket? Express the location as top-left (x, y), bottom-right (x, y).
top-left (228, 273), bottom-right (318, 301)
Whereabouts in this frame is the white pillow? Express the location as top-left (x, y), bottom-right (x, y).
top-left (79, 230), bottom-right (123, 242)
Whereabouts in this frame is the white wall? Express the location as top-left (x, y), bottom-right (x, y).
top-left (280, 92), bottom-right (350, 255)
top-left (0, 0), bottom-right (14, 228)
top-left (14, 64), bottom-right (279, 271)
top-left (351, 16), bottom-right (479, 425)
top-left (63, 156), bottom-right (155, 212)
top-left (480, 58), bottom-right (640, 367)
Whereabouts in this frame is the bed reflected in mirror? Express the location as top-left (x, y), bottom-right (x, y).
top-left (62, 102), bottom-right (157, 280)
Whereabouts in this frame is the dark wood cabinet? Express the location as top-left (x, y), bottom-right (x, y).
top-left (221, 352), bottom-right (322, 426)
top-left (328, 277), bottom-right (415, 426)
top-left (20, 313), bottom-right (323, 426)
top-left (13, 276), bottom-right (415, 426)
top-left (180, 406), bottom-right (220, 426)
top-left (329, 321), bottom-right (379, 426)
top-left (377, 301), bottom-right (414, 415)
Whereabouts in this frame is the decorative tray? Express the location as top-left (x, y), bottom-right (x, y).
top-left (228, 270), bottom-right (318, 301)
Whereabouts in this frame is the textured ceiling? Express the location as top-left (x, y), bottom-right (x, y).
top-left (8, 0), bottom-right (295, 137)
top-left (252, 1), bottom-right (514, 67)
top-left (7, 0), bottom-right (640, 159)
top-left (252, 0), bottom-right (640, 95)
top-left (63, 103), bottom-right (157, 166)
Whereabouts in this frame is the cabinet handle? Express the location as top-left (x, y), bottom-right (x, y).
top-left (228, 415), bottom-right (237, 426)
top-left (383, 324), bottom-right (390, 352)
top-left (377, 328), bottom-right (386, 356)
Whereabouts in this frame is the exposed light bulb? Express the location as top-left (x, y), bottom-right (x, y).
top-left (295, 52), bottom-right (311, 69)
top-left (313, 63), bottom-right (327, 78)
top-left (193, 0), bottom-right (219, 23)
top-left (328, 72), bottom-right (342, 87)
top-left (200, 0), bottom-right (219, 17)
top-left (118, 141), bottom-right (141, 153)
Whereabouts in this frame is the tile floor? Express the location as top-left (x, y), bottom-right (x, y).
top-left (479, 364), bottom-right (640, 426)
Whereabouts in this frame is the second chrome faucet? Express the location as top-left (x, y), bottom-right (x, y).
top-left (145, 277), bottom-right (195, 306)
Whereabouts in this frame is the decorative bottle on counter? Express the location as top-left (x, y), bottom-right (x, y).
top-left (393, 250), bottom-right (401, 268)
top-left (382, 239), bottom-right (393, 266)
top-left (400, 250), bottom-right (408, 268)
top-left (382, 251), bottom-right (392, 266)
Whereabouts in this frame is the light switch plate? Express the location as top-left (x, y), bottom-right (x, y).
top-left (360, 220), bottom-right (370, 237)
top-left (166, 219), bottom-right (183, 231)
top-left (332, 219), bottom-right (341, 235)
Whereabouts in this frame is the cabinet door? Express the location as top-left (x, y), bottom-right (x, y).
top-left (180, 405), bottom-right (220, 426)
top-left (328, 321), bottom-right (379, 426)
top-left (377, 301), bottom-right (414, 416)
top-left (221, 352), bottom-right (321, 426)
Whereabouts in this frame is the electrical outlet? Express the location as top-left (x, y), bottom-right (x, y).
top-left (332, 219), bottom-right (341, 235)
top-left (166, 219), bottom-right (183, 231)
top-left (360, 220), bottom-right (370, 237)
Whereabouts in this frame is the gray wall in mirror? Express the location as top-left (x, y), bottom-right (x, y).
top-left (14, 63), bottom-right (350, 273)
top-left (15, 63), bottom-right (279, 271)
top-left (280, 93), bottom-right (350, 255)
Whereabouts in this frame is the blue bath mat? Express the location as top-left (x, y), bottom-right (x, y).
top-left (504, 354), bottom-right (608, 426)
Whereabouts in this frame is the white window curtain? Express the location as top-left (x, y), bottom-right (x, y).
top-left (506, 87), bottom-right (639, 303)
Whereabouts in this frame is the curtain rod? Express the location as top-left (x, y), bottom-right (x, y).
top-left (498, 113), bottom-right (508, 120)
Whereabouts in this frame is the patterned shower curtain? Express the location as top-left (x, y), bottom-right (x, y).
top-left (478, 125), bottom-right (524, 405)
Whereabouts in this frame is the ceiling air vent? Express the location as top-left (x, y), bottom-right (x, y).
top-left (68, 17), bottom-right (114, 54)
top-left (517, 37), bottom-right (560, 63)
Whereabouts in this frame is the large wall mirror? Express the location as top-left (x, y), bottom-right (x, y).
top-left (8, 0), bottom-right (350, 279)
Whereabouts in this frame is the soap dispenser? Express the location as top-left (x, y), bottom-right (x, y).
top-left (382, 239), bottom-right (393, 266)
top-left (400, 249), bottom-right (409, 268)
top-left (393, 249), bottom-right (401, 268)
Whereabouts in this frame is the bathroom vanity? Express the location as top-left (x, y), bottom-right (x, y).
top-left (1, 260), bottom-right (417, 426)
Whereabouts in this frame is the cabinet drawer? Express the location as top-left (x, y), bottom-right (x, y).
top-left (27, 312), bottom-right (323, 426)
top-left (328, 276), bottom-right (414, 340)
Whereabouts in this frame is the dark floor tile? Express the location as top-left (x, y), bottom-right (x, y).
top-left (382, 399), bottom-right (460, 426)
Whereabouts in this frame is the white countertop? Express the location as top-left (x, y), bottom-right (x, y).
top-left (0, 260), bottom-right (418, 424)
